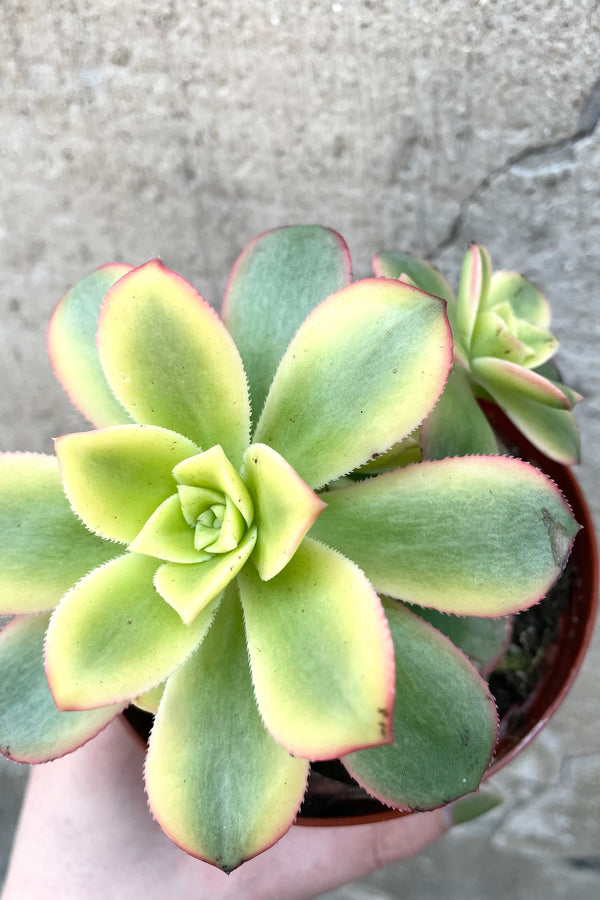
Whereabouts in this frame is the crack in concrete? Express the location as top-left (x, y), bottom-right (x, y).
top-left (428, 76), bottom-right (600, 258)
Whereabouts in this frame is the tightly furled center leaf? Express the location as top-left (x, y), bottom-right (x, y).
top-left (130, 445), bottom-right (255, 564)
top-left (183, 490), bottom-right (242, 553)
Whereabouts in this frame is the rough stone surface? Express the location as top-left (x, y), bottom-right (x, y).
top-left (1, 2), bottom-right (598, 897)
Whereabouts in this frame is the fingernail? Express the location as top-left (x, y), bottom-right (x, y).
top-left (448, 791), bottom-right (502, 826)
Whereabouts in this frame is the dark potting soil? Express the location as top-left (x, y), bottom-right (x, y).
top-left (489, 563), bottom-right (572, 718)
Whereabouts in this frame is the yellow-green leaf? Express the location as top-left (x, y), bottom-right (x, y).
top-left (255, 279), bottom-right (452, 489)
top-left (239, 538), bottom-right (394, 759)
top-left (145, 587), bottom-right (308, 871)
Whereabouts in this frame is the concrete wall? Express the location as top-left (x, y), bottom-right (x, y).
top-left (1, 2), bottom-right (599, 897)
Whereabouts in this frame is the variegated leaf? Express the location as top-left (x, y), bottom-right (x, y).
top-left (239, 538), bottom-right (394, 759)
top-left (45, 553), bottom-right (219, 710)
top-left (343, 600), bottom-right (497, 809)
top-left (145, 587), bottom-right (308, 872)
top-left (255, 279), bottom-right (452, 488)
top-left (56, 425), bottom-right (200, 544)
top-left (223, 225), bottom-right (351, 421)
top-left (242, 443), bottom-right (325, 580)
top-left (0, 614), bottom-right (122, 762)
top-left (0, 453), bottom-right (119, 614)
top-left (97, 260), bottom-right (251, 468)
top-left (48, 264), bottom-right (134, 427)
top-left (310, 456), bottom-right (579, 616)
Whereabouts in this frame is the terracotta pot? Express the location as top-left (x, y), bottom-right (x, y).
top-left (122, 403), bottom-right (598, 827)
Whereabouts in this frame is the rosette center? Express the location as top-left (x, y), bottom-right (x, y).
top-left (128, 445), bottom-right (254, 565)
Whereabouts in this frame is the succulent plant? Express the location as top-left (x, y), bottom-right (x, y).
top-left (0, 226), bottom-right (580, 872)
top-left (374, 245), bottom-right (581, 464)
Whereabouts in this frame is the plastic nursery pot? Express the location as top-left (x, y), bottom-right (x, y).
top-left (121, 403), bottom-right (598, 828)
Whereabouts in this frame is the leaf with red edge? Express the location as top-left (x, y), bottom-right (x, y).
top-left (45, 553), bottom-right (219, 710)
top-left (404, 602), bottom-right (512, 675)
top-left (456, 243), bottom-right (491, 354)
top-left (145, 585), bottom-right (308, 872)
top-left (472, 357), bottom-right (573, 409)
top-left (97, 260), bottom-right (251, 468)
top-left (239, 538), bottom-right (395, 760)
top-left (242, 443), bottom-right (325, 580)
top-left (48, 264), bottom-right (134, 427)
top-left (56, 425), bottom-right (200, 544)
top-left (223, 225), bottom-right (352, 422)
top-left (0, 614), bottom-right (122, 763)
top-left (471, 372), bottom-right (581, 465)
top-left (342, 600), bottom-right (498, 810)
top-left (255, 279), bottom-right (452, 489)
top-left (310, 456), bottom-right (580, 616)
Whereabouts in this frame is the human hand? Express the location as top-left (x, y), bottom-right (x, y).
top-left (2, 719), bottom-right (497, 900)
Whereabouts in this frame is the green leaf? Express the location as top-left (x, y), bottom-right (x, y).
top-left (204, 495), bottom-right (246, 553)
top-left (0, 453), bottom-right (119, 614)
top-left (544, 379), bottom-right (581, 409)
top-left (145, 586), bottom-right (308, 872)
top-left (97, 260), bottom-right (251, 468)
top-left (531, 363), bottom-right (582, 407)
top-left (0, 614), bottom-right (122, 763)
top-left (128, 494), bottom-right (207, 563)
top-left (45, 554), bottom-right (218, 710)
top-left (154, 525), bottom-right (257, 624)
top-left (56, 425), bottom-right (200, 544)
top-left (470, 373), bottom-right (581, 465)
top-left (242, 443), bottom-right (325, 580)
top-left (239, 538), bottom-right (394, 759)
top-left (404, 603), bottom-right (512, 674)
top-left (470, 311), bottom-right (527, 364)
top-left (48, 264), bottom-right (134, 427)
top-left (373, 251), bottom-right (456, 303)
top-left (133, 682), bottom-right (165, 714)
top-left (177, 485), bottom-right (223, 527)
top-left (222, 226), bottom-right (351, 422)
top-left (472, 357), bottom-right (573, 410)
top-left (514, 320), bottom-right (558, 368)
top-left (255, 279), bottom-right (452, 489)
top-left (353, 431), bottom-right (422, 474)
top-left (173, 445), bottom-right (254, 527)
top-left (310, 456), bottom-right (580, 616)
top-left (489, 300), bottom-right (518, 333)
top-left (486, 271), bottom-right (551, 326)
top-left (457, 244), bottom-right (491, 353)
top-left (420, 367), bottom-right (498, 459)
top-left (342, 600), bottom-right (497, 810)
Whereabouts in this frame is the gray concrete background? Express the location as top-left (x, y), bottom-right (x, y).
top-left (0, 1), bottom-right (598, 896)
